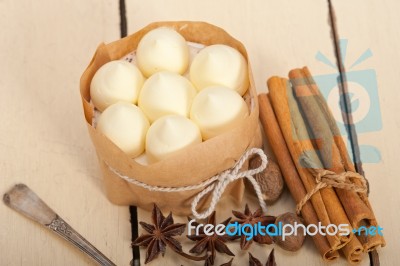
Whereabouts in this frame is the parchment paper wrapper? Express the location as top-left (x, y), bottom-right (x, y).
top-left (79, 21), bottom-right (262, 215)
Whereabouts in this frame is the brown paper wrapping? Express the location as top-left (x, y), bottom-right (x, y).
top-left (79, 21), bottom-right (262, 215)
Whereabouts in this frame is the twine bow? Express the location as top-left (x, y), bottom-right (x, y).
top-left (107, 148), bottom-right (268, 220)
top-left (296, 168), bottom-right (368, 215)
top-left (191, 148), bottom-right (268, 219)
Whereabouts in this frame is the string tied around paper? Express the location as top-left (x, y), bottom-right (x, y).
top-left (296, 156), bottom-right (368, 215)
top-left (107, 148), bottom-right (268, 220)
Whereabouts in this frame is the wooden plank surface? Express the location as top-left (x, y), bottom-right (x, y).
top-left (1, 0), bottom-right (397, 265)
top-left (332, 0), bottom-right (400, 264)
top-left (125, 0), bottom-right (368, 265)
top-left (0, 1), bottom-right (133, 265)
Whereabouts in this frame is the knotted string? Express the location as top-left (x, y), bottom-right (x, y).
top-left (107, 148), bottom-right (268, 220)
top-left (296, 158), bottom-right (368, 215)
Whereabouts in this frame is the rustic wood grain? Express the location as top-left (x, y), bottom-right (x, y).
top-left (1, 0), bottom-right (397, 265)
top-left (0, 1), bottom-right (132, 265)
top-left (332, 0), bottom-right (400, 265)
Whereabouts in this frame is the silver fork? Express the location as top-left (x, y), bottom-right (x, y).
top-left (3, 184), bottom-right (117, 266)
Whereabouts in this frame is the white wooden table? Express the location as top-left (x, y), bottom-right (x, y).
top-left (0, 0), bottom-right (398, 265)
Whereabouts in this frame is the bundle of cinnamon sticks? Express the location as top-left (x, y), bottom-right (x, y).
top-left (258, 67), bottom-right (385, 263)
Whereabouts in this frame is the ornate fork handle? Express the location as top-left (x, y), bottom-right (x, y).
top-left (47, 215), bottom-right (116, 266)
top-left (3, 184), bottom-right (116, 266)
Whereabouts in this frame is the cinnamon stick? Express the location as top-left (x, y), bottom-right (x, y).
top-left (258, 93), bottom-right (338, 261)
top-left (302, 66), bottom-right (370, 206)
top-left (341, 236), bottom-right (364, 264)
top-left (292, 67), bottom-right (385, 251)
top-left (285, 78), bottom-right (354, 247)
top-left (267, 77), bottom-right (348, 250)
top-left (289, 69), bottom-right (373, 227)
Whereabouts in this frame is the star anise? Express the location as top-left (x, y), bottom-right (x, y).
top-left (232, 204), bottom-right (276, 250)
top-left (132, 204), bottom-right (186, 263)
top-left (187, 211), bottom-right (235, 266)
top-left (132, 204), bottom-right (207, 264)
top-left (249, 249), bottom-right (276, 266)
